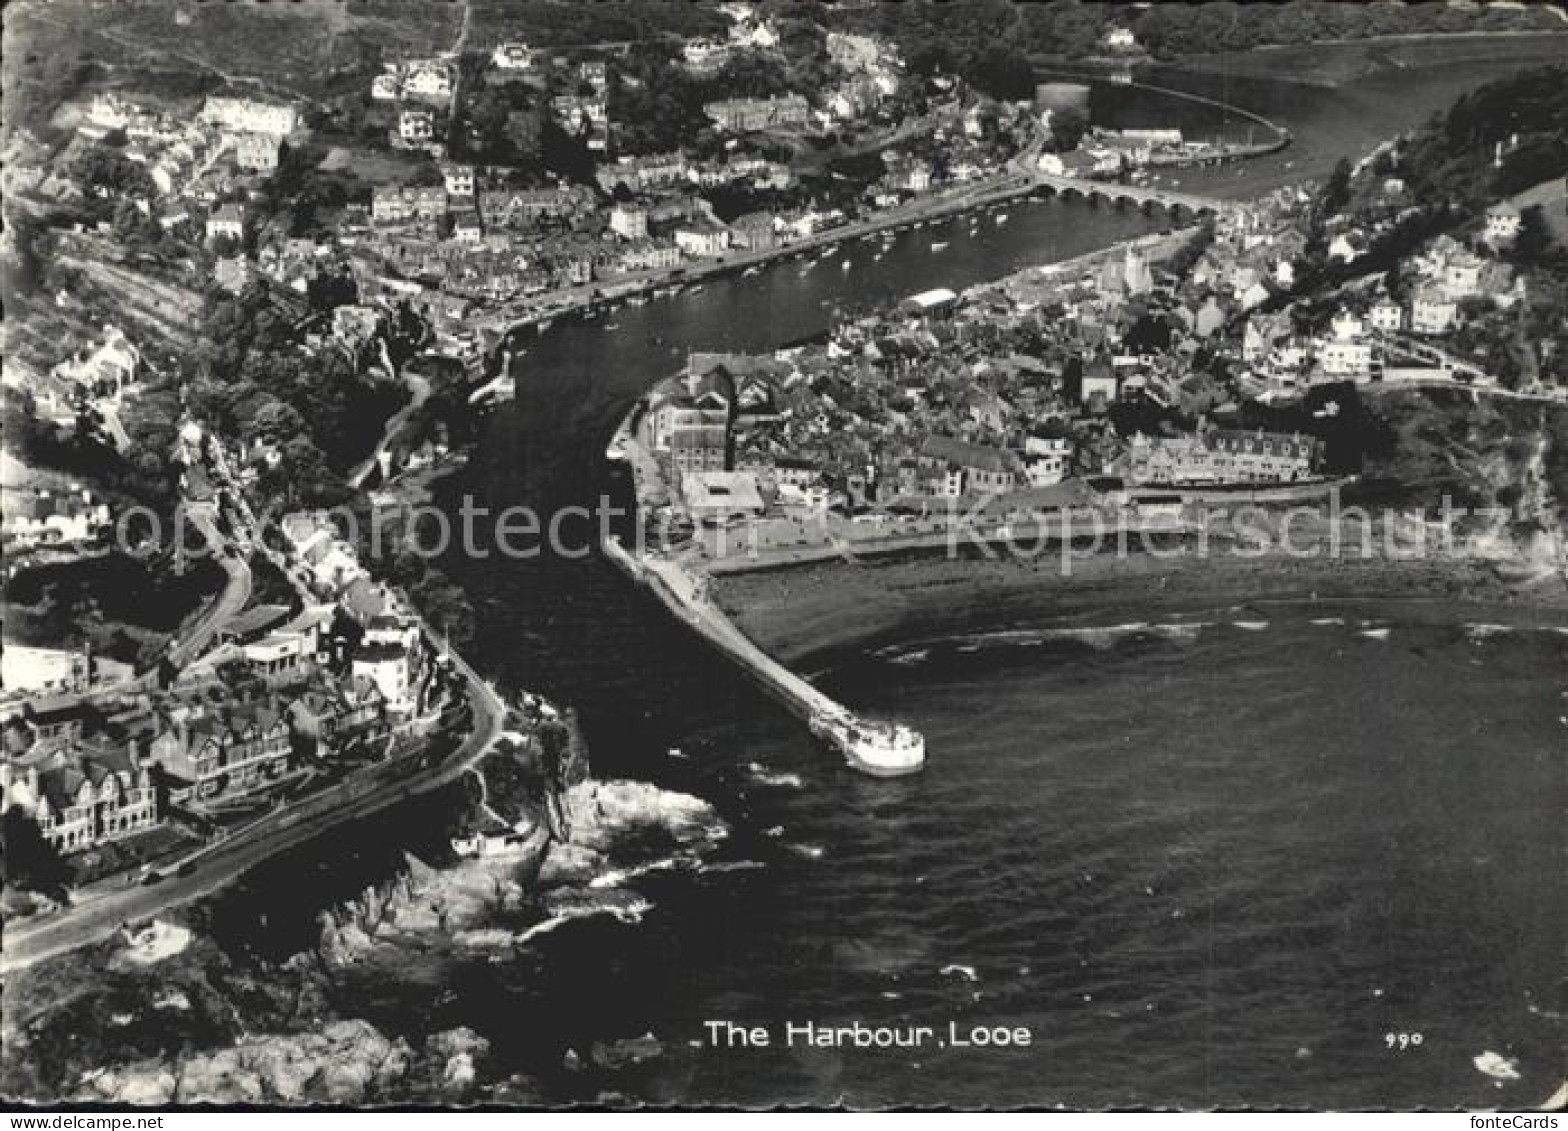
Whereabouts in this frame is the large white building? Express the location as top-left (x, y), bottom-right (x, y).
top-left (202, 96), bottom-right (297, 137)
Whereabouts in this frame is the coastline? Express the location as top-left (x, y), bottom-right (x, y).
top-left (710, 548), bottom-right (1568, 670)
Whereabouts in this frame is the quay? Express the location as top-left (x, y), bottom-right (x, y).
top-left (601, 533), bottom-right (920, 775)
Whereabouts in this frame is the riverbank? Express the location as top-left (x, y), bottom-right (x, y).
top-left (711, 546), bottom-right (1568, 670)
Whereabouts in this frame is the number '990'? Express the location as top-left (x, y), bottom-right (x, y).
top-left (1384, 1032), bottom-right (1424, 1049)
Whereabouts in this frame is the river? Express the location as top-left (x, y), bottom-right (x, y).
top-left (172, 39), bottom-right (1568, 1109)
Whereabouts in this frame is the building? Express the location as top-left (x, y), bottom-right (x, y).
top-left (683, 38), bottom-right (733, 74)
top-left (2, 485), bottom-right (111, 550)
top-left (1410, 291), bottom-right (1458, 336)
top-left (205, 203), bottom-right (245, 243)
top-left (674, 222), bottom-right (731, 258)
top-left (608, 202), bottom-right (649, 240)
top-left (1105, 26), bottom-right (1140, 51)
top-left (1123, 429), bottom-right (1317, 486)
top-left (704, 94), bottom-right (810, 133)
top-left (917, 437), bottom-right (1020, 498)
top-left (651, 369), bottom-right (733, 475)
top-left (1369, 299), bottom-right (1404, 333)
top-left (1021, 436), bottom-right (1074, 488)
top-left (232, 132), bottom-right (281, 172)
top-left (202, 96), bottom-right (297, 137)
top-left (491, 41), bottom-right (536, 70)
top-left (442, 164), bottom-right (475, 198)
top-left (1, 741), bottom-right (159, 854)
top-left (150, 701), bottom-right (292, 802)
top-left (350, 643), bottom-right (417, 716)
top-left (618, 239), bottom-right (683, 273)
top-left (1485, 202), bottom-right (1522, 245)
top-left (399, 109), bottom-right (435, 144)
top-left (403, 61), bottom-right (452, 103)
top-left (1319, 338), bottom-right (1373, 379)
top-left (681, 470), bottom-right (766, 523)
top-left (372, 185), bottom-right (448, 225)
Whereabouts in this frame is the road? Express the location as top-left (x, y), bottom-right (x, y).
top-left (348, 372), bottom-right (432, 489)
top-left (165, 507), bottom-right (253, 670)
top-left (0, 662), bottom-right (505, 974)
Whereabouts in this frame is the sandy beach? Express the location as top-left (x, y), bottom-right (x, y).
top-left (711, 545), bottom-right (1568, 668)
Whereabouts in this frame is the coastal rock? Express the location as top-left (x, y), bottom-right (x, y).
top-left (424, 1027), bottom-right (491, 1096)
top-left (75, 1019), bottom-right (414, 1105)
top-left (590, 1033), bottom-right (663, 1070)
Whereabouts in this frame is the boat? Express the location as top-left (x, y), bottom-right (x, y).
top-left (603, 321), bottom-right (620, 331)
top-left (810, 711), bottom-right (925, 777)
top-left (931, 241), bottom-right (948, 252)
top-left (995, 213), bottom-right (1009, 224)
top-left (742, 265), bottom-right (761, 277)
top-left (841, 259), bottom-right (852, 271)
top-left (689, 284), bottom-right (705, 294)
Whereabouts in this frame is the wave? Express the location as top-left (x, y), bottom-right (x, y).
top-left (1231, 620), bottom-right (1269, 632)
top-left (587, 855), bottom-right (687, 890)
top-left (517, 891), bottom-right (655, 948)
top-left (701, 859), bottom-right (766, 875)
top-left (746, 762), bottom-right (805, 789)
top-left (1309, 617), bottom-right (1345, 626)
top-left (940, 963), bottom-right (979, 982)
top-left (873, 620), bottom-right (1216, 662)
top-left (1360, 627), bottom-right (1391, 641)
top-left (786, 843), bottom-right (826, 860)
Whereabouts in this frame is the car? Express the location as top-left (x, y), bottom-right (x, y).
top-left (176, 860), bottom-right (197, 878)
top-left (140, 870), bottom-right (165, 886)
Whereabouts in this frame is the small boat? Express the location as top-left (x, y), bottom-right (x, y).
top-left (931, 241), bottom-right (948, 252)
top-left (742, 265), bottom-right (761, 277)
top-left (995, 213), bottom-right (1009, 224)
top-left (603, 321), bottom-right (620, 331)
top-left (689, 285), bottom-right (705, 294)
top-left (841, 259), bottom-right (852, 271)
top-left (667, 747), bottom-right (688, 760)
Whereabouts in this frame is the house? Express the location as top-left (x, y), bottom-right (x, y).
top-left (491, 41), bottom-right (536, 70)
top-left (618, 239), bottom-right (682, 274)
top-left (1021, 436), bottom-right (1074, 487)
top-left (704, 94), bottom-right (810, 133)
top-left (403, 61), bottom-right (452, 103)
top-left (1, 486), bottom-right (111, 550)
top-left (442, 164), bottom-right (474, 198)
top-left (683, 38), bottom-right (733, 74)
top-left (608, 202), bottom-right (648, 240)
top-left (730, 212), bottom-right (780, 251)
top-left (202, 96), bottom-right (297, 137)
top-left (151, 701), bottom-right (292, 802)
top-left (206, 203), bottom-right (245, 242)
top-left (1122, 428), bottom-right (1317, 486)
top-left (1409, 291), bottom-right (1458, 336)
top-left (651, 369), bottom-right (733, 474)
top-left (232, 132), bottom-right (281, 172)
top-left (288, 676), bottom-right (388, 756)
top-left (350, 642), bottom-right (417, 716)
top-left (213, 256), bottom-right (252, 293)
top-left (1485, 201), bottom-right (1521, 245)
top-left (917, 436), bottom-right (1020, 498)
top-left (674, 222), bottom-right (731, 258)
top-left (371, 72), bottom-right (401, 101)
top-left (399, 109), bottom-right (435, 144)
top-left (1369, 299), bottom-right (1404, 333)
top-left (681, 470), bottom-right (766, 523)
top-left (1, 740), bottom-right (159, 854)
top-left (1319, 338), bottom-right (1373, 379)
top-left (1105, 26), bottom-right (1139, 51)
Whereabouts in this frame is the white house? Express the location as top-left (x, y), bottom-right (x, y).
top-left (1410, 292), bottom-right (1458, 336)
top-left (399, 110), bottom-right (435, 144)
top-left (1485, 202), bottom-right (1522, 245)
top-left (1369, 300), bottom-right (1404, 333)
top-left (675, 224), bottom-right (731, 258)
top-left (1319, 338), bottom-right (1373, 379)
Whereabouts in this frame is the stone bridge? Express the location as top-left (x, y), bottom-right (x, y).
top-left (1031, 172), bottom-right (1243, 219)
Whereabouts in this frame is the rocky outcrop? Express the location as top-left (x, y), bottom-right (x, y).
top-left (75, 1020), bottom-right (414, 1105)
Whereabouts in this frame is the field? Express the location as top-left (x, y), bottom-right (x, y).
top-left (2, 0), bottom-right (464, 135)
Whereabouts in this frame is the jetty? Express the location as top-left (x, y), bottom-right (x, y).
top-left (602, 534), bottom-right (921, 774)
